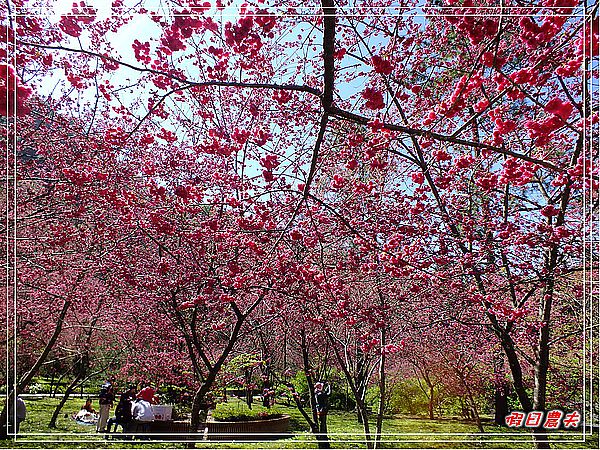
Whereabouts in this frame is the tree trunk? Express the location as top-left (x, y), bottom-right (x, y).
top-left (50, 371), bottom-right (56, 398)
top-left (428, 385), bottom-right (434, 420)
top-left (188, 387), bottom-right (209, 448)
top-left (528, 248), bottom-right (559, 449)
top-left (499, 334), bottom-right (533, 412)
top-left (0, 391), bottom-right (17, 439)
top-left (494, 384), bottom-right (509, 425)
top-left (325, 329), bottom-right (373, 448)
top-left (49, 375), bottom-right (82, 428)
top-left (317, 413), bottom-right (330, 449)
top-left (531, 431), bottom-right (552, 449)
top-left (465, 389), bottom-right (484, 433)
top-left (52, 371), bottom-right (67, 397)
top-left (355, 350), bottom-right (368, 425)
top-left (0, 300), bottom-right (72, 439)
top-left (356, 385), bottom-right (367, 424)
top-left (374, 329), bottom-right (386, 449)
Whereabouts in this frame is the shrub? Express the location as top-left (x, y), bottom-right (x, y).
top-left (212, 401), bottom-right (283, 422)
top-left (328, 390), bottom-right (356, 411)
top-left (160, 384), bottom-right (192, 406)
top-left (28, 383), bottom-right (47, 395)
top-left (379, 378), bottom-right (430, 415)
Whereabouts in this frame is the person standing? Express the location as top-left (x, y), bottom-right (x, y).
top-left (314, 382), bottom-right (331, 445)
top-left (262, 388), bottom-right (271, 408)
top-left (97, 382), bottom-right (115, 433)
top-left (314, 382), bottom-right (331, 416)
top-left (15, 396), bottom-right (26, 434)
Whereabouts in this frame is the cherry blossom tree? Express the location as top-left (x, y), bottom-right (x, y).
top-left (2, 1), bottom-right (596, 448)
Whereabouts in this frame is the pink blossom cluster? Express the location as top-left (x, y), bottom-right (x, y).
top-left (525, 97), bottom-right (573, 146)
top-left (160, 10), bottom-right (204, 53)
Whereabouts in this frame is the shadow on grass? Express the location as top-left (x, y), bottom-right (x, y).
top-left (288, 416), bottom-right (310, 433)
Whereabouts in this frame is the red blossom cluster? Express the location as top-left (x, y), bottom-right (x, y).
top-left (432, 149), bottom-right (451, 163)
top-left (0, 64), bottom-right (32, 116)
top-left (362, 87), bottom-right (385, 110)
top-left (499, 158), bottom-right (537, 186)
top-left (488, 299), bottom-right (529, 322)
top-left (454, 154), bottom-right (475, 169)
top-left (474, 173), bottom-right (498, 191)
top-left (509, 67), bottom-right (550, 87)
top-left (272, 90), bottom-right (293, 104)
top-left (262, 170), bottom-right (274, 182)
top-left (555, 56), bottom-right (582, 77)
top-left (481, 51), bottom-right (506, 69)
top-left (441, 74), bottom-right (483, 118)
top-left (371, 55), bottom-right (393, 75)
top-left (159, 10), bottom-right (205, 53)
top-left (224, 8), bottom-right (273, 60)
top-left (540, 205), bottom-right (560, 218)
top-left (132, 40), bottom-right (152, 64)
top-left (544, 97), bottom-right (574, 120)
top-left (58, 2), bottom-right (96, 37)
top-left (253, 9), bottom-right (277, 34)
top-left (62, 167), bottom-right (107, 186)
top-left (254, 129), bottom-right (271, 146)
top-left (411, 172), bottom-right (424, 184)
top-left (148, 212), bottom-right (176, 235)
top-left (444, 0), bottom-right (498, 44)
top-left (260, 154), bottom-right (279, 170)
top-left (519, 0), bottom-right (578, 50)
top-left (331, 174), bottom-right (346, 189)
top-left (525, 97), bottom-right (573, 146)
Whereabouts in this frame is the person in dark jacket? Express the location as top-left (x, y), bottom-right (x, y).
top-left (314, 382), bottom-right (331, 415)
top-left (106, 386), bottom-right (136, 436)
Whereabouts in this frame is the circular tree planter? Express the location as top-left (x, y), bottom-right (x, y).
top-left (203, 414), bottom-right (291, 441)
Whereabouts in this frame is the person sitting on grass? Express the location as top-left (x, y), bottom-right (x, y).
top-left (82, 398), bottom-right (96, 414)
top-left (74, 399), bottom-right (98, 425)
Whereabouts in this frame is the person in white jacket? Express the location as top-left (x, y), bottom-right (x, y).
top-left (131, 387), bottom-right (155, 438)
top-left (132, 399), bottom-right (154, 422)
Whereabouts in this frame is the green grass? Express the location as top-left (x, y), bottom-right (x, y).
top-left (1, 397), bottom-right (597, 449)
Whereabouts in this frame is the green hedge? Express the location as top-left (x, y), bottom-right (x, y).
top-left (212, 401), bottom-right (283, 422)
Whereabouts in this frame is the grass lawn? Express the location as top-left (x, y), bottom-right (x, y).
top-left (1, 396), bottom-right (597, 449)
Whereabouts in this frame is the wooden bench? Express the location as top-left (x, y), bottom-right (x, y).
top-left (123, 420), bottom-right (190, 440)
top-left (203, 415), bottom-right (290, 441)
